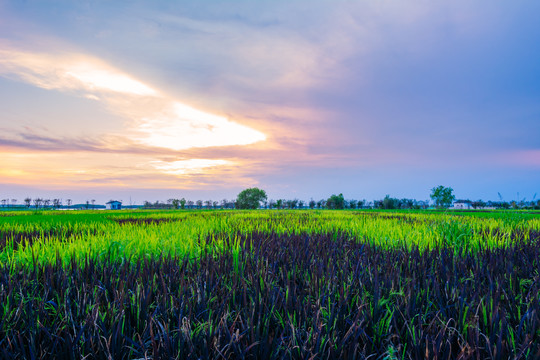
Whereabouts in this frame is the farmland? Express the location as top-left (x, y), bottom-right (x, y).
top-left (1, 210), bottom-right (539, 359)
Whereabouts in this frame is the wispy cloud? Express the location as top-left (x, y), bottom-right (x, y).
top-left (0, 42), bottom-right (266, 153)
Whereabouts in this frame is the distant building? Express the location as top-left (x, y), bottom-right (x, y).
top-left (452, 200), bottom-right (472, 210)
top-left (106, 200), bottom-right (122, 210)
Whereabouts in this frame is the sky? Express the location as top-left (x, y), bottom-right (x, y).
top-left (0, 0), bottom-right (539, 204)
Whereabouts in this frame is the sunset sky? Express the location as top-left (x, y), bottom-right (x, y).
top-left (1, 1), bottom-right (539, 204)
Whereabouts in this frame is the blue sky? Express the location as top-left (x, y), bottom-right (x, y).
top-left (0, 1), bottom-right (539, 204)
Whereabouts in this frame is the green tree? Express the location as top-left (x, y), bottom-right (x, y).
top-left (179, 198), bottom-right (186, 209)
top-left (326, 193), bottom-right (345, 209)
top-left (430, 185), bottom-right (455, 208)
top-left (236, 187), bottom-right (268, 209)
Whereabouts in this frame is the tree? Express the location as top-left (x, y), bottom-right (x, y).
top-left (180, 198), bottom-right (186, 209)
top-left (326, 193), bottom-right (345, 209)
top-left (33, 198), bottom-right (43, 209)
top-left (236, 187), bottom-right (267, 209)
top-left (24, 198), bottom-right (32, 208)
top-left (430, 185), bottom-right (455, 208)
top-left (53, 199), bottom-right (62, 209)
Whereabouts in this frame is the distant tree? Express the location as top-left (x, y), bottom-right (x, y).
top-left (326, 193), bottom-right (345, 209)
top-left (66, 199), bottom-right (72, 208)
top-left (287, 199), bottom-right (299, 209)
top-left (221, 199), bottom-right (228, 209)
top-left (53, 199), bottom-right (62, 209)
top-left (268, 199), bottom-right (276, 209)
top-left (430, 185), bottom-right (455, 208)
top-left (471, 200), bottom-right (486, 209)
top-left (1, 199), bottom-right (7, 208)
top-left (204, 200), bottom-right (212, 209)
top-left (24, 197), bottom-right (32, 208)
top-left (236, 187), bottom-right (268, 209)
top-left (196, 200), bottom-right (203, 209)
top-left (187, 200), bottom-right (194, 209)
top-left (213, 201), bottom-right (219, 209)
top-left (381, 195), bottom-right (398, 209)
top-left (298, 200), bottom-right (305, 209)
top-left (33, 198), bottom-right (43, 209)
top-left (348, 199), bottom-right (358, 209)
top-left (180, 198), bottom-right (186, 209)
top-left (275, 199), bottom-right (283, 209)
top-left (309, 199), bottom-right (316, 209)
top-left (171, 199), bottom-right (180, 209)
top-left (85, 200), bottom-right (90, 209)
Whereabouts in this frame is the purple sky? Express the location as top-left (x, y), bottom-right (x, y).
top-left (0, 1), bottom-right (539, 204)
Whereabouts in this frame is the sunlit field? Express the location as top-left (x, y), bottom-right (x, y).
top-left (1, 210), bottom-right (539, 358)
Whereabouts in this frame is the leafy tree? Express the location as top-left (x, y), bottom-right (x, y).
top-left (309, 199), bottom-right (316, 209)
top-left (180, 198), bottom-right (186, 209)
top-left (24, 197), bottom-right (32, 208)
top-left (471, 200), bottom-right (486, 209)
top-left (326, 193), bottom-right (345, 209)
top-left (236, 187), bottom-right (267, 209)
top-left (430, 185), bottom-right (455, 208)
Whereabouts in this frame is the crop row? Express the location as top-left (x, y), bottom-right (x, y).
top-left (1, 210), bottom-right (539, 267)
top-left (1, 230), bottom-right (539, 359)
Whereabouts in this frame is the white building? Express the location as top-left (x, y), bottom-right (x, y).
top-left (106, 200), bottom-right (122, 210)
top-left (452, 200), bottom-right (473, 210)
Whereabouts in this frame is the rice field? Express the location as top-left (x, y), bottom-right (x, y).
top-left (0, 210), bottom-right (539, 359)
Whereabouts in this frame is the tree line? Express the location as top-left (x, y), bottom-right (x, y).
top-left (2, 186), bottom-right (539, 210)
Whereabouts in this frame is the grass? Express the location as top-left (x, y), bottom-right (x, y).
top-left (0, 209), bottom-right (539, 358)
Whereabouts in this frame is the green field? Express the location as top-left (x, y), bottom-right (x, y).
top-left (1, 210), bottom-right (539, 358)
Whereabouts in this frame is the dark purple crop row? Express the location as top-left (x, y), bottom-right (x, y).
top-left (0, 231), bottom-right (539, 359)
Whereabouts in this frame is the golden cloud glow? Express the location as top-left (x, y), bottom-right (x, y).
top-left (65, 64), bottom-right (157, 96)
top-left (149, 159), bottom-right (231, 175)
top-left (135, 102), bottom-right (266, 150)
top-left (0, 43), bottom-right (267, 181)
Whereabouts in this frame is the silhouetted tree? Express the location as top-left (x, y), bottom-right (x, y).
top-left (33, 198), bottom-right (43, 209)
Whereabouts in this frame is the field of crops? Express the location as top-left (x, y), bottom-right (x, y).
top-left (1, 210), bottom-right (539, 359)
